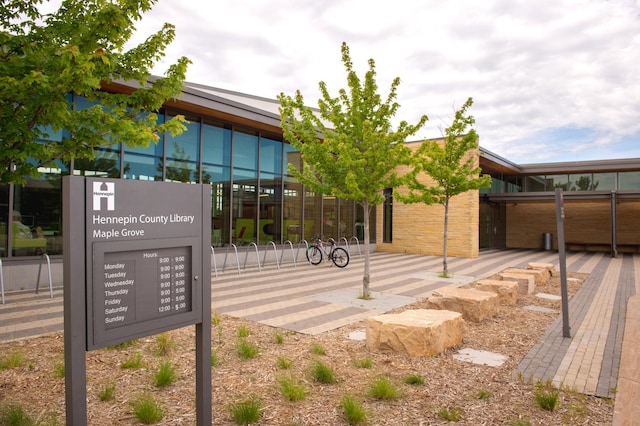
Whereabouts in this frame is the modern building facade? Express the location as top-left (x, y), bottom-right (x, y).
top-left (1, 80), bottom-right (639, 277)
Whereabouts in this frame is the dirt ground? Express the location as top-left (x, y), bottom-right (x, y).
top-left (0, 271), bottom-right (614, 425)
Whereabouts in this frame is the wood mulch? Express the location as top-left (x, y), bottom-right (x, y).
top-left (0, 272), bottom-right (614, 425)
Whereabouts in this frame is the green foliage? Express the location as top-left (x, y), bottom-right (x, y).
top-left (477, 386), bottom-right (492, 400)
top-left (279, 42), bottom-right (428, 299)
top-left (154, 332), bottom-right (176, 357)
top-left (341, 393), bottom-right (368, 425)
top-left (278, 375), bottom-right (308, 402)
top-left (368, 376), bottom-right (400, 400)
top-left (396, 98), bottom-right (491, 275)
top-left (211, 349), bottom-right (219, 367)
top-left (98, 382), bottom-right (116, 401)
top-left (0, 403), bottom-right (34, 426)
top-left (0, 351), bottom-right (25, 370)
top-left (107, 339), bottom-right (138, 350)
top-left (211, 311), bottom-right (221, 326)
top-left (402, 374), bottom-right (425, 385)
top-left (311, 343), bottom-right (326, 355)
top-left (131, 394), bottom-right (164, 424)
top-left (0, 0), bottom-right (191, 183)
top-left (120, 351), bottom-right (144, 369)
top-left (274, 332), bottom-right (285, 344)
top-left (228, 397), bottom-right (262, 425)
top-left (508, 418), bottom-right (531, 426)
top-left (236, 340), bottom-right (259, 360)
top-left (534, 380), bottom-right (560, 411)
top-left (237, 325), bottom-right (250, 338)
top-left (437, 406), bottom-right (463, 422)
top-left (353, 357), bottom-right (373, 369)
top-left (52, 359), bottom-right (65, 378)
top-left (154, 360), bottom-right (176, 387)
top-left (277, 356), bottom-right (293, 369)
top-left (311, 360), bottom-right (337, 384)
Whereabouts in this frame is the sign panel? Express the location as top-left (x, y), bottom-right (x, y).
top-left (84, 178), bottom-right (207, 349)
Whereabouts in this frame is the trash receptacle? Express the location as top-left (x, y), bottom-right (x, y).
top-left (543, 233), bottom-right (553, 250)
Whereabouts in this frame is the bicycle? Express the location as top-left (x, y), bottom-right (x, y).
top-left (306, 235), bottom-right (350, 268)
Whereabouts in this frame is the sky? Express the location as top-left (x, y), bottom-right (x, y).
top-left (52, 0), bottom-right (640, 164)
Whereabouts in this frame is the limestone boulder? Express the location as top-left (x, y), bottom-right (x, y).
top-left (499, 272), bottom-right (536, 295)
top-left (473, 279), bottom-right (519, 305)
top-left (366, 309), bottom-right (464, 356)
top-left (503, 267), bottom-right (549, 286)
top-left (527, 262), bottom-right (557, 277)
top-left (425, 286), bottom-right (499, 322)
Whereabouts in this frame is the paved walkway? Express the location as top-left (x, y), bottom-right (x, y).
top-left (1, 249), bottom-right (637, 406)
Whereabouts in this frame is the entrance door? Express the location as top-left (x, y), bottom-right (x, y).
top-left (479, 202), bottom-right (506, 249)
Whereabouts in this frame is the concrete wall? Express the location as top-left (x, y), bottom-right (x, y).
top-left (505, 199), bottom-right (640, 252)
top-left (375, 140), bottom-right (480, 258)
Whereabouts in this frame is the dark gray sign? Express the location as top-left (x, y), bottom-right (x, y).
top-left (64, 176), bottom-right (211, 425)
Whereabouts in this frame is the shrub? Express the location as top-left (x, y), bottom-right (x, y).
top-left (0, 403), bottom-right (34, 426)
top-left (534, 381), bottom-right (559, 412)
top-left (154, 332), bottom-right (176, 357)
top-left (311, 360), bottom-right (337, 384)
top-left (437, 406), bottom-right (463, 422)
top-left (353, 358), bottom-right (372, 369)
top-left (278, 375), bottom-right (308, 402)
top-left (368, 376), bottom-right (400, 400)
top-left (237, 325), bottom-right (250, 338)
top-left (98, 382), bottom-right (116, 401)
top-left (402, 374), bottom-right (425, 385)
top-left (236, 340), bottom-right (259, 360)
top-left (131, 394), bottom-right (164, 424)
top-left (277, 357), bottom-right (293, 369)
top-left (121, 352), bottom-right (144, 369)
top-left (341, 394), bottom-right (368, 425)
top-left (311, 343), bottom-right (326, 355)
top-left (154, 360), bottom-right (177, 387)
top-left (228, 397), bottom-right (262, 425)
top-left (0, 351), bottom-right (25, 370)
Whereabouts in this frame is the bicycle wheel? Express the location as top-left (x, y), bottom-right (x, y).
top-left (331, 247), bottom-right (350, 268)
top-left (306, 245), bottom-right (323, 265)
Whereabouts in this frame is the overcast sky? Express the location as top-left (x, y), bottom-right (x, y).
top-left (86, 1), bottom-right (640, 164)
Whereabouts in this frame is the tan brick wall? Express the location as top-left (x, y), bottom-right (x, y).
top-left (375, 139), bottom-right (480, 258)
top-left (505, 199), bottom-right (640, 251)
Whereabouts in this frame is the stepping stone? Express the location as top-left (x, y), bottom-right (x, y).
top-left (366, 309), bottom-right (464, 356)
top-left (453, 348), bottom-right (508, 367)
top-left (536, 293), bottom-right (561, 301)
top-left (523, 305), bottom-right (557, 314)
top-left (348, 330), bottom-right (366, 341)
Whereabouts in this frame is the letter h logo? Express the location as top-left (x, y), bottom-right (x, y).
top-left (93, 181), bottom-right (115, 211)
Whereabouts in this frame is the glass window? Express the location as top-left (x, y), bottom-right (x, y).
top-left (303, 190), bottom-right (322, 241)
top-left (202, 121), bottom-right (231, 167)
top-left (524, 175), bottom-right (546, 192)
top-left (73, 147), bottom-right (121, 178)
top-left (283, 178), bottom-right (302, 243)
top-left (383, 188), bottom-right (392, 243)
top-left (204, 165), bottom-right (231, 247)
top-left (322, 196), bottom-right (338, 241)
top-left (0, 184), bottom-right (8, 257)
top-left (166, 114), bottom-right (200, 163)
top-left (284, 143), bottom-right (301, 176)
top-left (570, 174), bottom-right (593, 191)
top-left (546, 174), bottom-right (569, 191)
top-left (592, 173), bottom-right (616, 191)
top-left (123, 152), bottom-right (162, 181)
top-left (260, 136), bottom-right (282, 175)
top-left (233, 130), bottom-right (258, 171)
top-left (259, 172), bottom-right (282, 244)
top-left (233, 182), bottom-right (257, 245)
top-left (619, 171), bottom-right (640, 190)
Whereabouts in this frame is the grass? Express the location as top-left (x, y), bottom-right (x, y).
top-left (368, 376), bottom-right (400, 400)
top-left (0, 403), bottom-right (34, 426)
top-left (534, 380), bottom-right (560, 412)
top-left (341, 393), bottom-right (368, 425)
top-left (437, 406), bottom-right (463, 421)
top-left (131, 394), bottom-right (164, 424)
top-left (311, 360), bottom-right (337, 384)
top-left (278, 375), bottom-right (308, 402)
top-left (274, 332), bottom-right (284, 344)
top-left (120, 352), bottom-right (144, 369)
top-left (402, 374), bottom-right (425, 385)
top-left (477, 386), bottom-right (492, 400)
top-left (211, 311), bottom-right (221, 326)
top-left (0, 351), bottom-right (25, 370)
top-left (311, 343), bottom-right (326, 355)
top-left (236, 340), bottom-right (260, 360)
top-left (154, 332), bottom-right (176, 357)
top-left (353, 357), bottom-right (373, 369)
top-left (52, 359), bottom-right (65, 378)
top-left (211, 349), bottom-right (219, 367)
top-left (228, 397), bottom-right (262, 425)
top-left (237, 325), bottom-right (250, 338)
top-left (107, 339), bottom-right (138, 350)
top-left (277, 356), bottom-right (293, 369)
top-left (154, 360), bottom-right (177, 387)
top-left (97, 382), bottom-right (116, 401)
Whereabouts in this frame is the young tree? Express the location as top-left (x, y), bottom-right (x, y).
top-left (0, 0), bottom-right (190, 183)
top-left (279, 42), bottom-right (427, 299)
top-left (396, 98), bottom-right (491, 276)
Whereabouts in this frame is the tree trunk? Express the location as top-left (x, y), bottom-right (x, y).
top-left (442, 197), bottom-right (449, 276)
top-left (362, 200), bottom-right (371, 299)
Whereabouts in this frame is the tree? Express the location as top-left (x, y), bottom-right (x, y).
top-left (279, 42), bottom-right (428, 299)
top-left (0, 0), bottom-right (190, 183)
top-left (396, 98), bottom-right (491, 276)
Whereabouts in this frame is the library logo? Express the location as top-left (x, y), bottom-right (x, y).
top-left (93, 182), bottom-right (115, 211)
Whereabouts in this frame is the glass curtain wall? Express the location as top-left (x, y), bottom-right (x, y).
top-left (259, 135), bottom-right (283, 244)
top-left (232, 129), bottom-right (259, 245)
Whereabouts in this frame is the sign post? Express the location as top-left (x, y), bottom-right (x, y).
top-left (63, 176), bottom-right (211, 424)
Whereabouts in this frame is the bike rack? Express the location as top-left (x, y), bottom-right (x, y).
top-left (35, 253), bottom-right (53, 298)
top-left (261, 241), bottom-right (279, 270)
top-left (279, 240), bottom-right (297, 268)
top-left (348, 236), bottom-right (362, 256)
top-left (210, 246), bottom-right (218, 278)
top-left (245, 242), bottom-right (262, 272)
top-left (223, 243), bottom-right (241, 275)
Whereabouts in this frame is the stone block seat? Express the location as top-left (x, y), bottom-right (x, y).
top-left (473, 279), bottom-right (519, 305)
top-left (425, 286), bottom-right (499, 322)
top-left (366, 309), bottom-right (464, 356)
top-left (499, 271), bottom-right (536, 295)
top-left (503, 267), bottom-right (549, 287)
top-left (527, 262), bottom-right (557, 277)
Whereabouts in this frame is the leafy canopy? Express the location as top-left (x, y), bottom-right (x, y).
top-left (0, 0), bottom-right (190, 183)
top-left (278, 42), bottom-right (428, 207)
